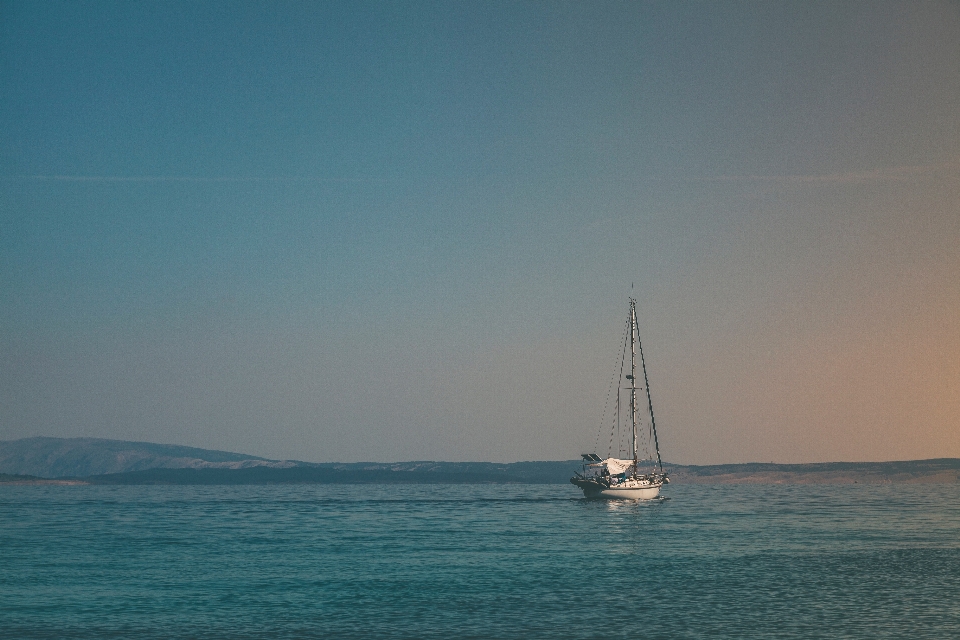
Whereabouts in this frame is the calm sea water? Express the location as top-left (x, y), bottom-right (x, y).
top-left (2, 483), bottom-right (958, 639)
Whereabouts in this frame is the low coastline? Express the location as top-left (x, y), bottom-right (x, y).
top-left (2, 459), bottom-right (958, 486)
top-left (0, 473), bottom-right (88, 485)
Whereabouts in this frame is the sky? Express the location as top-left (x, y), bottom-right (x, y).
top-left (1, 0), bottom-right (958, 464)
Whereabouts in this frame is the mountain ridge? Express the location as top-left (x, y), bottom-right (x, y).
top-left (2, 437), bottom-right (958, 484)
top-left (0, 437), bottom-right (294, 478)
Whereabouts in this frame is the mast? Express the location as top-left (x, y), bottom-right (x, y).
top-left (629, 298), bottom-right (639, 468)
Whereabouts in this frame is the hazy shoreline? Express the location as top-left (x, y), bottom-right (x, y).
top-left (2, 461), bottom-right (958, 486)
top-left (3, 438), bottom-right (958, 485)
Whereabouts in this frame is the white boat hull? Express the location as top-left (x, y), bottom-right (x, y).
top-left (571, 476), bottom-right (663, 500)
top-left (597, 484), bottom-right (661, 500)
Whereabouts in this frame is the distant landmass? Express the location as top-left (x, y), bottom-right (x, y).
top-left (1, 437), bottom-right (958, 484)
top-left (78, 463), bottom-right (574, 485)
top-left (667, 459), bottom-right (960, 485)
top-left (0, 437), bottom-right (295, 478)
top-left (0, 472), bottom-right (85, 485)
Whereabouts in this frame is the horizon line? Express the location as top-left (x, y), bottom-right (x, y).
top-left (1, 436), bottom-right (957, 467)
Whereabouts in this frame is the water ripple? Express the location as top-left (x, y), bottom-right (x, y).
top-left (1, 483), bottom-right (958, 638)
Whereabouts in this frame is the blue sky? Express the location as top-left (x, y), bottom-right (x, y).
top-left (2, 1), bottom-right (958, 463)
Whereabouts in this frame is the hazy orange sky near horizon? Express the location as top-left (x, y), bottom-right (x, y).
top-left (2, 1), bottom-right (959, 464)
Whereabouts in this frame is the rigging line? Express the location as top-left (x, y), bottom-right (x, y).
top-left (611, 317), bottom-right (630, 457)
top-left (637, 334), bottom-right (664, 475)
top-left (594, 315), bottom-right (631, 456)
top-left (612, 385), bottom-right (618, 458)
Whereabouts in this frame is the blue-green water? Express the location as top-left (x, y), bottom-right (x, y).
top-left (2, 483), bottom-right (959, 638)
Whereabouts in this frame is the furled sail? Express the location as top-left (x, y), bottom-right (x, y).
top-left (600, 458), bottom-right (635, 475)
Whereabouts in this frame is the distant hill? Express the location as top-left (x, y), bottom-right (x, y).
top-left (81, 462), bottom-right (579, 485)
top-left (0, 437), bottom-right (582, 482)
top-left (668, 459), bottom-right (960, 484)
top-left (0, 472), bottom-right (42, 482)
top-left (77, 459), bottom-right (960, 485)
top-left (1, 438), bottom-right (958, 484)
top-left (0, 437), bottom-right (295, 478)
top-left (0, 472), bottom-right (86, 485)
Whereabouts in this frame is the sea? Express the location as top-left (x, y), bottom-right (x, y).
top-left (2, 482), bottom-right (958, 639)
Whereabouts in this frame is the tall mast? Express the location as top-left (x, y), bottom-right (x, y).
top-left (629, 298), bottom-right (639, 467)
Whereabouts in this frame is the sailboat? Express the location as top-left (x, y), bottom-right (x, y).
top-left (570, 298), bottom-right (669, 499)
